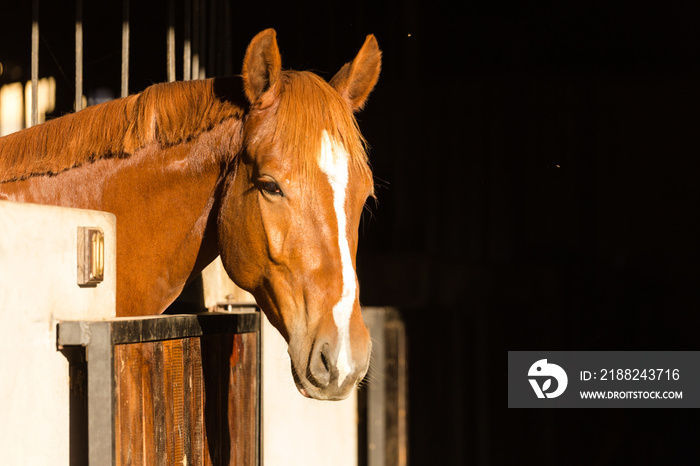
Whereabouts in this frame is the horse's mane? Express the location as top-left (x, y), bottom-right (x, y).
top-left (0, 78), bottom-right (245, 183)
top-left (0, 72), bottom-right (372, 189)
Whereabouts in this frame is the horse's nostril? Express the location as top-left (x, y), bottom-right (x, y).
top-left (308, 342), bottom-right (333, 388)
top-left (320, 348), bottom-right (330, 372)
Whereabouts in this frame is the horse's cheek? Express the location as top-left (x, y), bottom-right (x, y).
top-left (217, 197), bottom-right (258, 290)
top-left (258, 203), bottom-right (290, 264)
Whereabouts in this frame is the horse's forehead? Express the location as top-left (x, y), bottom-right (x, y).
top-left (316, 131), bottom-right (371, 199)
top-left (245, 104), bottom-right (371, 198)
top-left (318, 131), bottom-right (349, 182)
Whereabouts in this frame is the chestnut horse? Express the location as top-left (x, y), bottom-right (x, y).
top-left (0, 29), bottom-right (381, 401)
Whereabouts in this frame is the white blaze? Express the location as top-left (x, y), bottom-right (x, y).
top-left (318, 130), bottom-right (356, 386)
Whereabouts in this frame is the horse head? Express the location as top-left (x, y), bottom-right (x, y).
top-left (217, 29), bottom-right (381, 400)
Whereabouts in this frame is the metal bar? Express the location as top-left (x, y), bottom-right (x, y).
top-left (192, 0), bottom-right (199, 80)
top-left (223, 0), bottom-right (232, 76)
top-left (31, 0), bottom-right (39, 127)
top-left (121, 0), bottom-right (129, 97)
top-left (75, 0), bottom-right (83, 111)
top-left (86, 322), bottom-right (115, 465)
top-left (198, 0), bottom-right (206, 79)
top-left (183, 0), bottom-right (191, 80)
top-left (167, 0), bottom-right (176, 82)
top-left (57, 321), bottom-right (92, 347)
top-left (207, 0), bottom-right (216, 77)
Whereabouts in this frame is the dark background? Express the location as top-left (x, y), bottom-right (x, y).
top-left (3, 1), bottom-right (700, 464)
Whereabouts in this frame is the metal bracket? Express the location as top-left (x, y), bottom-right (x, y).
top-left (77, 227), bottom-right (104, 286)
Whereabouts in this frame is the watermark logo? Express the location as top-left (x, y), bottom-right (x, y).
top-left (528, 359), bottom-right (568, 398)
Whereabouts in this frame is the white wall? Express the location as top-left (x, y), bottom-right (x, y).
top-left (0, 200), bottom-right (116, 466)
top-left (261, 314), bottom-right (358, 466)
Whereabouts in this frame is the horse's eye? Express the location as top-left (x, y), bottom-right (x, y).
top-left (261, 180), bottom-right (282, 196)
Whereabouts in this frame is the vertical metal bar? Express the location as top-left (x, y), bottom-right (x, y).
top-left (121, 0), bottom-right (129, 97)
top-left (31, 0), bottom-right (39, 127)
top-left (207, 0), bottom-right (216, 77)
top-left (198, 0), bottom-right (206, 79)
top-left (75, 0), bottom-right (83, 111)
top-left (167, 0), bottom-right (176, 82)
top-left (192, 0), bottom-right (199, 80)
top-left (87, 322), bottom-right (116, 465)
top-left (183, 0), bottom-right (191, 80)
top-left (223, 0), bottom-right (232, 76)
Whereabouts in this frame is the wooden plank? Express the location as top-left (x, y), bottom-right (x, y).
top-left (111, 312), bottom-right (259, 345)
top-left (189, 338), bottom-right (205, 466)
top-left (114, 343), bottom-right (145, 464)
top-left (152, 342), bottom-right (169, 466)
top-left (171, 339), bottom-right (187, 463)
top-left (162, 340), bottom-right (176, 463)
top-left (199, 337), bottom-right (214, 466)
top-left (201, 333), bottom-right (226, 464)
top-left (59, 313), bottom-right (258, 348)
top-left (229, 332), bottom-right (258, 465)
top-left (142, 343), bottom-right (158, 466)
top-left (182, 338), bottom-right (195, 462)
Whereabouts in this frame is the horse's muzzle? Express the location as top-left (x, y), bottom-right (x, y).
top-left (290, 335), bottom-right (371, 401)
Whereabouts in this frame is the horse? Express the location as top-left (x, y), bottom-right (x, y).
top-left (0, 29), bottom-right (381, 401)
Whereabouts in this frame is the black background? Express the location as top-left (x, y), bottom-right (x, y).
top-left (3, 1), bottom-right (700, 464)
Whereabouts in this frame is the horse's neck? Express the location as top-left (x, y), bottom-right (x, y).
top-left (0, 120), bottom-right (242, 316)
top-left (108, 142), bottom-right (226, 316)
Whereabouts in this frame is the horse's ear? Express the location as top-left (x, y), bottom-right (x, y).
top-left (330, 35), bottom-right (382, 112)
top-left (242, 29), bottom-right (282, 105)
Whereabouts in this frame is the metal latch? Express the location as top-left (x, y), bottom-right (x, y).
top-left (77, 227), bottom-right (104, 286)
